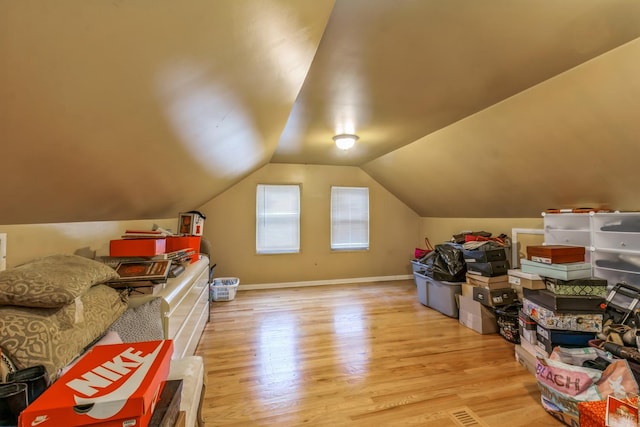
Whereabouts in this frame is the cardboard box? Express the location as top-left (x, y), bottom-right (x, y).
top-left (522, 298), bottom-right (602, 332)
top-left (520, 334), bottom-right (549, 359)
top-left (520, 259), bottom-right (592, 281)
top-left (526, 245), bottom-right (585, 264)
top-left (110, 238), bottom-right (167, 257)
top-left (458, 294), bottom-right (498, 334)
top-left (514, 344), bottom-right (537, 376)
top-left (149, 379), bottom-right (183, 427)
top-left (472, 286), bottom-right (517, 307)
top-left (543, 277), bottom-right (608, 296)
top-left (522, 288), bottom-right (605, 314)
top-left (461, 282), bottom-right (475, 297)
top-left (465, 272), bottom-right (509, 289)
top-left (178, 212), bottom-right (204, 236)
top-left (508, 269), bottom-right (546, 290)
top-left (19, 340), bottom-right (173, 427)
top-left (535, 324), bottom-right (595, 354)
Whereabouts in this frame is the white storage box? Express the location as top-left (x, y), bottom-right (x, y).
top-left (210, 277), bottom-right (240, 301)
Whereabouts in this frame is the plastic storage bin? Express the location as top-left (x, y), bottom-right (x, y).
top-left (426, 276), bottom-right (462, 318)
top-left (210, 277), bottom-right (240, 301)
top-left (411, 260), bottom-right (426, 274)
top-left (413, 271), bottom-right (429, 306)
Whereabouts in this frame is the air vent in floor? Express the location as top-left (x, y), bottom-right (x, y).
top-left (447, 407), bottom-right (489, 427)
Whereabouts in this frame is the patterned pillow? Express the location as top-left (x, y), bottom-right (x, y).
top-left (0, 254), bottom-right (119, 308)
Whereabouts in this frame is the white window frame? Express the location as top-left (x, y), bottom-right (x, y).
top-left (331, 186), bottom-right (369, 251)
top-left (256, 184), bottom-right (300, 254)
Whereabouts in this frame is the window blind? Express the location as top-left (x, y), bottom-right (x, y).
top-left (256, 184), bottom-right (300, 254)
top-left (331, 186), bottom-right (369, 250)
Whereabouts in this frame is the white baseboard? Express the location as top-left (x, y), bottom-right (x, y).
top-left (239, 274), bottom-right (413, 291)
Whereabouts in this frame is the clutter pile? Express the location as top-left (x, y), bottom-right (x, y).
top-left (516, 244), bottom-right (640, 426)
top-left (411, 231), bottom-right (517, 334)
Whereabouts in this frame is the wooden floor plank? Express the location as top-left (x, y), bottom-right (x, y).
top-left (196, 280), bottom-right (564, 426)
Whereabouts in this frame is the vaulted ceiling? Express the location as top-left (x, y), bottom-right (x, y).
top-left (2, 0), bottom-right (640, 225)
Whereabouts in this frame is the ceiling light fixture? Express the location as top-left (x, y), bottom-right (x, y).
top-left (333, 134), bottom-right (359, 150)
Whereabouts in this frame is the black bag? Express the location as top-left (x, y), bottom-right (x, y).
top-left (423, 243), bottom-right (466, 282)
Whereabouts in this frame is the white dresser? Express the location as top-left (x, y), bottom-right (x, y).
top-left (129, 256), bottom-right (210, 359)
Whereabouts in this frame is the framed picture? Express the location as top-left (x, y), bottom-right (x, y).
top-left (178, 212), bottom-right (204, 236)
top-left (605, 395), bottom-right (638, 427)
top-left (114, 260), bottom-right (172, 283)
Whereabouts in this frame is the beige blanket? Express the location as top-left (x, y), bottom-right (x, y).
top-left (0, 284), bottom-right (127, 379)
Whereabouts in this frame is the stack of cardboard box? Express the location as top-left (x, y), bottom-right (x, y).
top-left (514, 245), bottom-right (607, 374)
top-left (458, 245), bottom-right (517, 337)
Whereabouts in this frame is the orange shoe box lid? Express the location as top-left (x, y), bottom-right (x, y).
top-left (166, 236), bottom-right (201, 263)
top-left (19, 340), bottom-right (173, 427)
top-left (110, 238), bottom-right (167, 257)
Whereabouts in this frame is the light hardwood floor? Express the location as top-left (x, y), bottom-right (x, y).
top-left (196, 280), bottom-right (564, 426)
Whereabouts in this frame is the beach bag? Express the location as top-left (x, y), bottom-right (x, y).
top-left (537, 347), bottom-right (639, 426)
top-left (414, 237), bottom-right (433, 259)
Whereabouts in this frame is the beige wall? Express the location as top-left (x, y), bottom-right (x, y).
top-left (0, 174), bottom-right (545, 283)
top-left (0, 219), bottom-right (177, 269)
top-left (198, 164), bottom-right (422, 285)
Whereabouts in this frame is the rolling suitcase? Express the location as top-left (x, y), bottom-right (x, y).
top-left (603, 283), bottom-right (640, 325)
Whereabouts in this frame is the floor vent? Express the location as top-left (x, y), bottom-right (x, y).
top-left (448, 407), bottom-right (488, 427)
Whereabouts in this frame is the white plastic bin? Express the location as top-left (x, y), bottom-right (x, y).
top-left (210, 277), bottom-right (240, 301)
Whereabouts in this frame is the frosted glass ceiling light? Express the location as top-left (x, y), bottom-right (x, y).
top-left (333, 134), bottom-right (359, 150)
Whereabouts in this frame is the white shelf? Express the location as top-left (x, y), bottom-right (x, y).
top-left (543, 212), bottom-right (640, 289)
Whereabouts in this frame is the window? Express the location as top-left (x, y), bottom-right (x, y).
top-left (331, 186), bottom-right (369, 250)
top-left (256, 184), bottom-right (300, 254)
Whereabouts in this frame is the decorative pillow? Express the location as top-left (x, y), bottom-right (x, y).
top-left (0, 254), bottom-right (119, 308)
top-left (107, 297), bottom-right (164, 343)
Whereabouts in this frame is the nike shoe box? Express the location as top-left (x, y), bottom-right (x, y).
top-left (19, 340), bottom-right (173, 427)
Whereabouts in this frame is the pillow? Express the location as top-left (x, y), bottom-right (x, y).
top-left (108, 297), bottom-right (164, 343)
top-left (0, 254), bottom-right (119, 308)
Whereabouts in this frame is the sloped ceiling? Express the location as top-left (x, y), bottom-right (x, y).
top-left (1, 0), bottom-right (640, 224)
